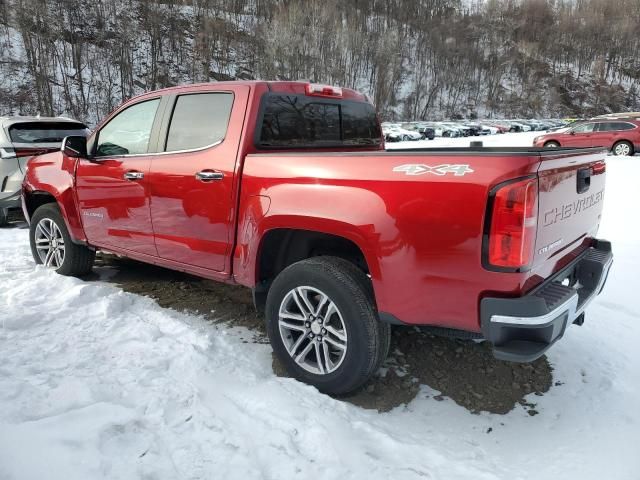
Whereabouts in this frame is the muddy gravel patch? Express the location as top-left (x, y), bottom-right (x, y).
top-left (90, 253), bottom-right (553, 414)
top-left (90, 254), bottom-right (265, 336)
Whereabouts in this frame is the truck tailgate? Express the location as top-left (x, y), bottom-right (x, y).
top-left (534, 148), bottom-right (607, 268)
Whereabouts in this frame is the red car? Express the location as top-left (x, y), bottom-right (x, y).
top-left (533, 118), bottom-right (640, 156)
top-left (22, 81), bottom-right (612, 394)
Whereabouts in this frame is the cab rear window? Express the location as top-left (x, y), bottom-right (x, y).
top-left (9, 122), bottom-right (88, 143)
top-left (256, 94), bottom-right (381, 148)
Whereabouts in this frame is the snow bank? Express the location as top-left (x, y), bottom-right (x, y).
top-left (1, 148), bottom-right (638, 479)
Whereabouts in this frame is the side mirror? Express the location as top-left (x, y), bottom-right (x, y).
top-left (61, 136), bottom-right (87, 158)
top-left (569, 131), bottom-right (576, 135)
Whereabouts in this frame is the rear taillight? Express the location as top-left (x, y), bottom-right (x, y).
top-left (305, 83), bottom-right (343, 98)
top-left (592, 161), bottom-right (606, 175)
top-left (486, 177), bottom-right (538, 270)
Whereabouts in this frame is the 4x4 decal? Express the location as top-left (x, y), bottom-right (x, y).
top-left (393, 164), bottom-right (474, 176)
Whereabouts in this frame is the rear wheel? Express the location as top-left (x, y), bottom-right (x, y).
top-left (544, 141), bottom-right (560, 148)
top-left (29, 204), bottom-right (95, 276)
top-left (612, 141), bottom-right (633, 156)
top-left (265, 256), bottom-right (390, 395)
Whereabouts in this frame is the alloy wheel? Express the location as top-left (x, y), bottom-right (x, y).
top-left (34, 218), bottom-right (65, 269)
top-left (615, 143), bottom-right (631, 156)
top-left (278, 286), bottom-right (348, 375)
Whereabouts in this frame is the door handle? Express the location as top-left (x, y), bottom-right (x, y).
top-left (123, 171), bottom-right (144, 181)
top-left (195, 170), bottom-right (224, 182)
top-left (577, 167), bottom-right (591, 194)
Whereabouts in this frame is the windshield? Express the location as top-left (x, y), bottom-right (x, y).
top-left (257, 94), bottom-right (381, 148)
top-left (9, 122), bottom-right (89, 144)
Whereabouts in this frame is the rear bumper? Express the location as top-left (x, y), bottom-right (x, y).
top-left (480, 240), bottom-right (613, 362)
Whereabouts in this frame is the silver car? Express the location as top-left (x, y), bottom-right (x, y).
top-left (0, 116), bottom-right (88, 225)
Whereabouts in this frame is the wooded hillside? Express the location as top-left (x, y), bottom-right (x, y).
top-left (1, 0), bottom-right (638, 124)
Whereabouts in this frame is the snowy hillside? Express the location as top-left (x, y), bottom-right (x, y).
top-left (1, 0), bottom-right (639, 123)
top-left (0, 134), bottom-right (638, 479)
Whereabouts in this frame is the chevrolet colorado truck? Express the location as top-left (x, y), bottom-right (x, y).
top-left (21, 81), bottom-right (613, 394)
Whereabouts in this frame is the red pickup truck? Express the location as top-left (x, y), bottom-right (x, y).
top-left (22, 81), bottom-right (613, 394)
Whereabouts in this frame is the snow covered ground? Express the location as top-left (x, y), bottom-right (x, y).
top-left (1, 133), bottom-right (639, 479)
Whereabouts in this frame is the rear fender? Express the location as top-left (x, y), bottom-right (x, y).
top-left (233, 185), bottom-right (387, 291)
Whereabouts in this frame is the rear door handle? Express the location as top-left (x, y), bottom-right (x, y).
top-left (196, 170), bottom-right (224, 182)
top-left (123, 171), bottom-right (144, 181)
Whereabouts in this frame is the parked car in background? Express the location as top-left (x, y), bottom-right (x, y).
top-left (481, 124), bottom-right (501, 134)
top-left (416, 125), bottom-right (435, 140)
top-left (533, 119), bottom-right (640, 155)
top-left (0, 116), bottom-right (89, 226)
top-left (401, 123), bottom-right (435, 140)
top-left (439, 122), bottom-right (466, 137)
top-left (383, 126), bottom-right (422, 142)
top-left (484, 121), bottom-right (510, 133)
top-left (516, 120), bottom-right (537, 131)
top-left (508, 121), bottom-right (531, 132)
top-left (524, 120), bottom-right (547, 131)
top-left (464, 123), bottom-right (492, 135)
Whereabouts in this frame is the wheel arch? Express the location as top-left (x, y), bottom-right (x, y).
top-left (23, 190), bottom-right (57, 220)
top-left (22, 152), bottom-right (87, 243)
top-left (22, 187), bottom-right (87, 244)
top-left (249, 226), bottom-right (376, 313)
top-left (612, 139), bottom-right (634, 154)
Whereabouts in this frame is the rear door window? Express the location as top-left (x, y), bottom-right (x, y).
top-left (165, 93), bottom-right (234, 152)
top-left (597, 122), bottom-right (636, 131)
top-left (257, 94), bottom-right (381, 148)
top-left (610, 122), bottom-right (635, 131)
top-left (9, 122), bottom-right (88, 143)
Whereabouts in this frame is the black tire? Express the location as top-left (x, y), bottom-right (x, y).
top-left (612, 140), bottom-right (633, 156)
top-left (544, 141), bottom-right (560, 148)
top-left (265, 256), bottom-right (390, 395)
top-left (0, 208), bottom-right (8, 227)
top-left (29, 203), bottom-right (95, 276)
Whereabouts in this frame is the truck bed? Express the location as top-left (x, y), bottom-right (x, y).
top-left (239, 146), bottom-right (607, 332)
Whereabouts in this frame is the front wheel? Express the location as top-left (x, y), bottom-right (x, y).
top-left (544, 141), bottom-right (560, 148)
top-left (265, 256), bottom-right (390, 395)
top-left (612, 141), bottom-right (633, 156)
top-left (29, 203), bottom-right (95, 276)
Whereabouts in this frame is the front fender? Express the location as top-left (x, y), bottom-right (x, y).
top-left (22, 151), bottom-right (86, 243)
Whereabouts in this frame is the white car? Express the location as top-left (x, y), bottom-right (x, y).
top-left (481, 125), bottom-right (500, 135)
top-left (0, 116), bottom-right (89, 225)
top-left (512, 121), bottom-right (532, 132)
top-left (383, 127), bottom-right (422, 142)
